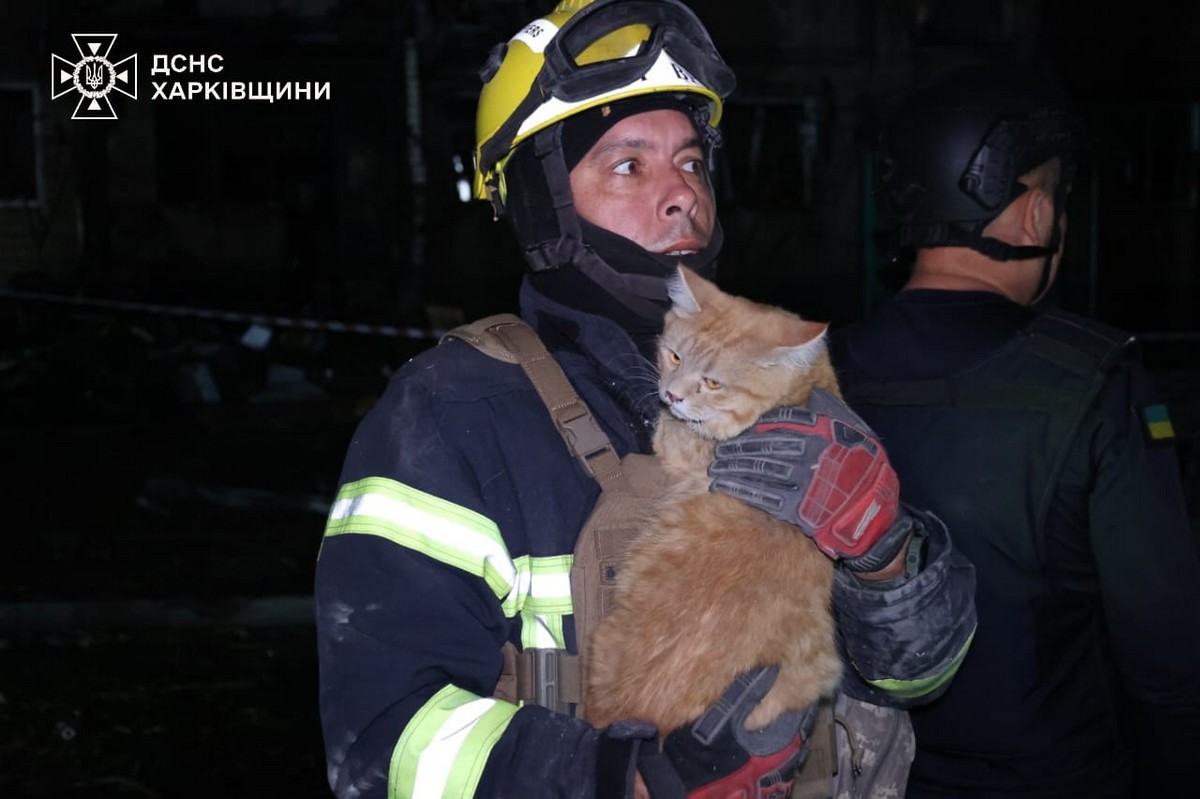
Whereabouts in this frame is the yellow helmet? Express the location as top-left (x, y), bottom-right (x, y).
top-left (472, 0), bottom-right (736, 207)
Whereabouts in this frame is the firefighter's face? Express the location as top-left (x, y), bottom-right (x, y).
top-left (568, 109), bottom-right (715, 256)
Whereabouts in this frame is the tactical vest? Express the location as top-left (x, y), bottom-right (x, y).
top-left (443, 313), bottom-right (664, 718)
top-left (444, 314), bottom-right (841, 796)
top-left (840, 311), bottom-right (1132, 581)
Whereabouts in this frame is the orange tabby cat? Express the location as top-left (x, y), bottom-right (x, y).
top-left (584, 266), bottom-right (843, 736)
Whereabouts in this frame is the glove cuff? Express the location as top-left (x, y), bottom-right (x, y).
top-left (841, 514), bottom-right (915, 573)
top-left (596, 721), bottom-right (658, 799)
top-left (637, 747), bottom-right (688, 799)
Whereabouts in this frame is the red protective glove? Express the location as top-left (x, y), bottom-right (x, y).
top-left (708, 389), bottom-right (909, 572)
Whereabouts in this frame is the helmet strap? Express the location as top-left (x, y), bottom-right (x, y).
top-left (1031, 210), bottom-right (1065, 302)
top-left (901, 219), bottom-right (1055, 262)
top-left (523, 125), bottom-right (582, 273)
top-left (904, 209), bottom-right (1063, 304)
top-left (525, 126), bottom-right (684, 323)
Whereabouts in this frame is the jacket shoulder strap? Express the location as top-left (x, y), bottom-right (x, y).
top-left (445, 314), bottom-right (630, 713)
top-left (444, 314), bottom-right (622, 486)
top-left (441, 313), bottom-right (522, 363)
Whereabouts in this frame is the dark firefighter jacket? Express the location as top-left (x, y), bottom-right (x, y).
top-left (313, 278), bottom-right (978, 799)
top-left (833, 288), bottom-right (1200, 799)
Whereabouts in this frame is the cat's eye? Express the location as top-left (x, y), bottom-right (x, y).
top-left (665, 349), bottom-right (681, 367)
top-left (703, 377), bottom-right (721, 390)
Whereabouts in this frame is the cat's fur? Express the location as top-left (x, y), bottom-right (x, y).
top-left (584, 266), bottom-right (843, 735)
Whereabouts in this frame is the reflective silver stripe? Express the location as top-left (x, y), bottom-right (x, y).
top-left (517, 554), bottom-right (573, 611)
top-left (326, 477), bottom-right (517, 602)
top-left (391, 684), bottom-right (518, 799)
top-left (515, 554), bottom-right (572, 648)
top-left (325, 479), bottom-right (575, 623)
top-left (521, 611), bottom-right (564, 649)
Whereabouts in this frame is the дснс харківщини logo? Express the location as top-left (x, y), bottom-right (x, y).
top-left (51, 34), bottom-right (137, 120)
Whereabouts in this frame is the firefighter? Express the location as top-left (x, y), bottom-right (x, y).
top-left (314, 2), bottom-right (977, 797)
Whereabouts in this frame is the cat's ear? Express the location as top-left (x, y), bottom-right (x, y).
top-left (666, 265), bottom-right (702, 316)
top-left (761, 323), bottom-right (829, 369)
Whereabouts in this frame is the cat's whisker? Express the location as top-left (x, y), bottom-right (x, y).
top-left (604, 352), bottom-right (662, 382)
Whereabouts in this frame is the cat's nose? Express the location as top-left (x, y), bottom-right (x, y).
top-left (665, 390), bottom-right (681, 404)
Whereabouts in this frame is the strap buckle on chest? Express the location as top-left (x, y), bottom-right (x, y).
top-left (529, 648), bottom-right (581, 715)
top-left (501, 643), bottom-right (583, 715)
top-left (558, 404), bottom-right (617, 480)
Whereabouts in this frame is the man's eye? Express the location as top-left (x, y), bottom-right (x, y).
top-left (613, 160), bottom-right (637, 175)
top-left (681, 158), bottom-right (704, 174)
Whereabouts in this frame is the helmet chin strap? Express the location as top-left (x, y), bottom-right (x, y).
top-left (1029, 218), bottom-right (1063, 304)
top-left (1028, 253), bottom-right (1055, 305)
top-left (901, 221), bottom-right (1056, 262)
top-left (1030, 179), bottom-right (1072, 304)
top-left (902, 189), bottom-right (1067, 305)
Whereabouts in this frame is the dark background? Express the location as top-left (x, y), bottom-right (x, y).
top-left (1, 1), bottom-right (1197, 797)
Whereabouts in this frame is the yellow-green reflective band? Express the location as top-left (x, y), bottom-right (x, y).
top-left (516, 554), bottom-right (574, 614)
top-left (522, 611), bottom-right (566, 650)
top-left (867, 630), bottom-right (975, 700)
top-left (391, 684), bottom-right (518, 799)
top-left (506, 555), bottom-right (572, 619)
top-left (515, 555), bottom-right (571, 649)
top-left (324, 479), bottom-right (576, 622)
top-left (325, 478), bottom-right (515, 601)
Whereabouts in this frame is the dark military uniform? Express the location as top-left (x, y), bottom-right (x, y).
top-left (833, 288), bottom-right (1200, 798)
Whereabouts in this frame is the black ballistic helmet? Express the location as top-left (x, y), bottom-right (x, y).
top-left (875, 63), bottom-right (1081, 262)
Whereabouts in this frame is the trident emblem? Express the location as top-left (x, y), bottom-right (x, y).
top-left (50, 34), bottom-right (138, 120)
top-left (85, 61), bottom-right (105, 90)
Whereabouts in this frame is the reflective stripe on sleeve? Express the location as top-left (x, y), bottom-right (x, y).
top-left (516, 554), bottom-right (572, 649)
top-left (522, 612), bottom-right (565, 649)
top-left (515, 554), bottom-right (572, 613)
top-left (867, 630), bottom-right (975, 700)
top-left (324, 478), bottom-right (575, 621)
top-left (391, 684), bottom-right (519, 799)
top-left (327, 477), bottom-right (516, 599)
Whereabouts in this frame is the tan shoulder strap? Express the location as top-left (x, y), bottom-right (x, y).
top-left (444, 314), bottom-right (622, 487)
top-left (445, 314), bottom-right (632, 713)
top-left (441, 313), bottom-right (522, 364)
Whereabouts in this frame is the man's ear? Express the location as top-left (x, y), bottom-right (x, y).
top-left (1019, 186), bottom-right (1055, 247)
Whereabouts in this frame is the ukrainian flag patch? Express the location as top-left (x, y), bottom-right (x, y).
top-left (1141, 403), bottom-right (1177, 444)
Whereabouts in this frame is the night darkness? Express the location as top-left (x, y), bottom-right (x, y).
top-left (1, 1), bottom-right (1197, 797)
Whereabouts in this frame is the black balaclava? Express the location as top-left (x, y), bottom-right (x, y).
top-left (502, 94), bottom-right (724, 354)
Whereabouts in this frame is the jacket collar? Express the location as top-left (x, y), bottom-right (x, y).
top-left (518, 276), bottom-right (662, 433)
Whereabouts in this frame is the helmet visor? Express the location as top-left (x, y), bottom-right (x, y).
top-left (539, 0), bottom-right (735, 105)
top-left (475, 0), bottom-right (735, 201)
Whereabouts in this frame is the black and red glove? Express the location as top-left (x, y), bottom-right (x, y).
top-left (708, 388), bottom-right (911, 573)
top-left (596, 667), bottom-right (814, 799)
